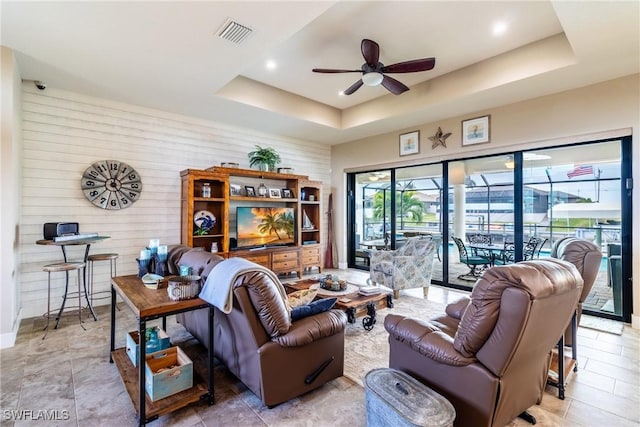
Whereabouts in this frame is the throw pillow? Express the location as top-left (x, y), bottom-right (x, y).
top-left (291, 298), bottom-right (337, 322)
top-left (287, 288), bottom-right (318, 308)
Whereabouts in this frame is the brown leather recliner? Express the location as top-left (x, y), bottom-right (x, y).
top-left (550, 237), bottom-right (602, 346)
top-left (385, 259), bottom-right (584, 427)
top-left (171, 246), bottom-right (347, 407)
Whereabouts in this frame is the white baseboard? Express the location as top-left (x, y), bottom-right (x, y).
top-left (0, 308), bottom-right (22, 349)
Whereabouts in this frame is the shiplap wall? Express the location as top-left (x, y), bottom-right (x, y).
top-left (20, 85), bottom-right (331, 319)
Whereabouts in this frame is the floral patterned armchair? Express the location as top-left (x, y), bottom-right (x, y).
top-left (368, 236), bottom-right (438, 299)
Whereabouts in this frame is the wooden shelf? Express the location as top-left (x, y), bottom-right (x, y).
top-left (206, 166), bottom-right (308, 180)
top-left (230, 196), bottom-right (299, 202)
top-left (182, 167), bottom-right (322, 273)
top-left (193, 197), bottom-right (225, 202)
top-left (547, 347), bottom-right (576, 386)
top-left (112, 348), bottom-right (207, 420)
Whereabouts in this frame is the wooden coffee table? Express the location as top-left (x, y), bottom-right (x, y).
top-left (285, 279), bottom-right (393, 330)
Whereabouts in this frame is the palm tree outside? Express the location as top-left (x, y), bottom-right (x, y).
top-left (371, 189), bottom-right (425, 230)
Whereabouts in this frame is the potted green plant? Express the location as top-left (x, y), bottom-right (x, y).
top-left (248, 145), bottom-right (281, 172)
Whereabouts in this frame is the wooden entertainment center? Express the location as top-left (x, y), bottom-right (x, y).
top-left (180, 166), bottom-right (322, 277)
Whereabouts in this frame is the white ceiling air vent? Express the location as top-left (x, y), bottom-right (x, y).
top-left (217, 18), bottom-right (253, 44)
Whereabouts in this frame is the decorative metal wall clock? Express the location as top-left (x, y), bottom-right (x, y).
top-left (81, 160), bottom-right (142, 210)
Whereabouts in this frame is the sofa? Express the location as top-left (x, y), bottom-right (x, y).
top-left (167, 245), bottom-right (347, 407)
top-left (385, 259), bottom-right (584, 427)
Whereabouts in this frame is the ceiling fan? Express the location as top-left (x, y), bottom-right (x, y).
top-left (312, 38), bottom-right (436, 95)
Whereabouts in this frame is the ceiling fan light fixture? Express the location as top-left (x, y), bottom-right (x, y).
top-left (313, 39), bottom-right (435, 95)
top-left (362, 72), bottom-right (383, 87)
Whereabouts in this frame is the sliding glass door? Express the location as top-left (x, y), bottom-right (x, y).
top-left (395, 164), bottom-right (444, 282)
top-left (346, 136), bottom-right (631, 322)
top-left (350, 170), bottom-right (392, 268)
top-left (522, 140), bottom-right (627, 319)
top-left (447, 156), bottom-right (515, 287)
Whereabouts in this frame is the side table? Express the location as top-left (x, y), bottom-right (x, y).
top-left (109, 275), bottom-right (214, 426)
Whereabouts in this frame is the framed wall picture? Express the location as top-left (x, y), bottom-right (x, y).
top-left (230, 183), bottom-right (242, 196)
top-left (245, 186), bottom-right (255, 197)
top-left (268, 188), bottom-right (282, 198)
top-left (282, 188), bottom-right (293, 198)
top-left (462, 115), bottom-right (490, 146)
top-left (399, 130), bottom-right (420, 156)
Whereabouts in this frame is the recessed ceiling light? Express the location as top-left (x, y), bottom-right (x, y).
top-left (492, 21), bottom-right (508, 36)
top-left (265, 60), bottom-right (277, 70)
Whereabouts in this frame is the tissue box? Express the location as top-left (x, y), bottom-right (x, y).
top-left (125, 329), bottom-right (171, 367)
top-left (145, 346), bottom-right (193, 401)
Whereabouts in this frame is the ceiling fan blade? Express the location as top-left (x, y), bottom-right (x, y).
top-left (312, 68), bottom-right (362, 73)
top-left (343, 79), bottom-right (364, 95)
top-left (361, 39), bottom-right (380, 67)
top-left (382, 58), bottom-right (436, 73)
top-left (381, 75), bottom-right (409, 95)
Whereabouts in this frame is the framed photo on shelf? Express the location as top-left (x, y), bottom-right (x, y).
top-left (230, 184), bottom-right (242, 196)
top-left (268, 188), bottom-right (282, 198)
top-left (282, 188), bottom-right (293, 198)
top-left (245, 186), bottom-right (256, 197)
top-left (462, 115), bottom-right (490, 146)
top-left (399, 130), bottom-right (420, 156)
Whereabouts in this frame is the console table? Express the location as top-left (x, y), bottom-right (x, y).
top-left (109, 275), bottom-right (214, 426)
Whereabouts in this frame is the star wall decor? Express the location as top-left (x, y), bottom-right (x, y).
top-left (428, 127), bottom-right (451, 149)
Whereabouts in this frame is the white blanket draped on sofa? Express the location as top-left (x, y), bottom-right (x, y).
top-left (199, 257), bottom-right (286, 313)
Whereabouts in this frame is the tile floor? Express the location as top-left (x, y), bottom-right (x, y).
top-left (0, 268), bottom-right (638, 426)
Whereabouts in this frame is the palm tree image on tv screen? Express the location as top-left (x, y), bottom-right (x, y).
top-left (236, 206), bottom-right (295, 249)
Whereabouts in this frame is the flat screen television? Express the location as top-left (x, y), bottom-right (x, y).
top-left (236, 206), bottom-right (296, 249)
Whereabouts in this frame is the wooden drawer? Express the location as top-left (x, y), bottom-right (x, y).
top-left (234, 253), bottom-right (269, 268)
top-left (302, 247), bottom-right (320, 257)
top-left (272, 259), bottom-right (299, 272)
top-left (272, 251), bottom-right (299, 262)
top-left (302, 255), bottom-right (320, 265)
top-left (302, 246), bottom-right (320, 267)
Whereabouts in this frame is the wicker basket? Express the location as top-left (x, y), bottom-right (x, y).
top-left (167, 275), bottom-right (201, 301)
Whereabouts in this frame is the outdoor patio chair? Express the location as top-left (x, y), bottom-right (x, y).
top-left (466, 233), bottom-right (493, 258)
top-left (523, 239), bottom-right (538, 260)
top-left (525, 236), bottom-right (544, 260)
top-left (535, 238), bottom-right (548, 258)
top-left (452, 236), bottom-right (491, 280)
top-left (492, 241), bottom-right (515, 266)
